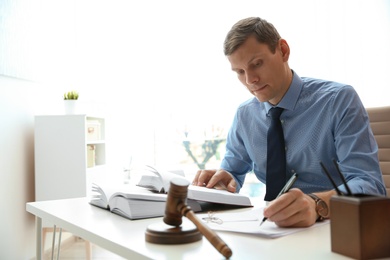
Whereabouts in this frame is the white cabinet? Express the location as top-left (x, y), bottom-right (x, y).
top-left (34, 115), bottom-right (106, 201)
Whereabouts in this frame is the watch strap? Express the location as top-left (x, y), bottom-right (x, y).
top-left (307, 193), bottom-right (326, 221)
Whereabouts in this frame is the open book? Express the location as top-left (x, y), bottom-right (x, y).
top-left (90, 183), bottom-right (202, 220)
top-left (90, 166), bottom-right (252, 220)
top-left (137, 165), bottom-right (253, 207)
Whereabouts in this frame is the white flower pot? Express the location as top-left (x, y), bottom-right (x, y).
top-left (64, 100), bottom-right (78, 114)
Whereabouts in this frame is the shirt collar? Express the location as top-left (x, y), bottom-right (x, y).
top-left (264, 70), bottom-right (303, 113)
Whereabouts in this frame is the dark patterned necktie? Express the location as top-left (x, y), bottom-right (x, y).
top-left (264, 107), bottom-right (287, 201)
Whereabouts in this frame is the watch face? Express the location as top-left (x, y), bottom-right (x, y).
top-left (317, 200), bottom-right (329, 217)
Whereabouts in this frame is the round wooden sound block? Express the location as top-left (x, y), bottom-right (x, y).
top-left (145, 222), bottom-right (202, 244)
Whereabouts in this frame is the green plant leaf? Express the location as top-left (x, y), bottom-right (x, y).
top-left (64, 91), bottom-right (79, 100)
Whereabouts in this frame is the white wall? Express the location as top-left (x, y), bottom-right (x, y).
top-left (0, 75), bottom-right (66, 259)
top-left (0, 76), bottom-right (41, 259)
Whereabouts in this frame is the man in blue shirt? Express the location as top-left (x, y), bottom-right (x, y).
top-left (192, 17), bottom-right (386, 227)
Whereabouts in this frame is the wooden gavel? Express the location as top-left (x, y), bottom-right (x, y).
top-left (164, 178), bottom-right (233, 259)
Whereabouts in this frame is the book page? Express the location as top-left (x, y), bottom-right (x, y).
top-left (109, 196), bottom-right (167, 219)
top-left (187, 185), bottom-right (252, 206)
top-left (90, 183), bottom-right (110, 209)
top-left (90, 182), bottom-right (166, 208)
top-left (137, 165), bottom-right (186, 193)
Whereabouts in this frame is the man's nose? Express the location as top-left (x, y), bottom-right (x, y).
top-left (245, 71), bottom-right (259, 85)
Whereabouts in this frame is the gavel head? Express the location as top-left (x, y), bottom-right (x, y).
top-left (163, 177), bottom-right (190, 227)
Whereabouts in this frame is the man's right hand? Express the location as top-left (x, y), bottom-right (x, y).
top-left (192, 169), bottom-right (237, 193)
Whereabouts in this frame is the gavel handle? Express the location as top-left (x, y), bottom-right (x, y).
top-left (178, 203), bottom-right (233, 259)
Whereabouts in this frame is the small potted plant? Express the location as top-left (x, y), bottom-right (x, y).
top-left (63, 91), bottom-right (79, 114)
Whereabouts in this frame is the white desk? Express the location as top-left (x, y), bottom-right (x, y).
top-left (26, 197), bottom-right (352, 260)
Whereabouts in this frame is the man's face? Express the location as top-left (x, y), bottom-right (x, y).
top-left (227, 36), bottom-right (291, 105)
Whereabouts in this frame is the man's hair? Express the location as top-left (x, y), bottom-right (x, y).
top-left (223, 17), bottom-right (281, 56)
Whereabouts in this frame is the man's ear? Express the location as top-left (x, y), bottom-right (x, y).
top-left (279, 39), bottom-right (290, 62)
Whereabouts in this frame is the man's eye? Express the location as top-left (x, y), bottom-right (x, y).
top-left (255, 61), bottom-right (263, 67)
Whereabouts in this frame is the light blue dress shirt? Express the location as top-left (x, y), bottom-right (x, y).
top-left (221, 71), bottom-right (386, 195)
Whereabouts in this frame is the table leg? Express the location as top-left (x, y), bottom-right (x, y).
top-left (36, 217), bottom-right (42, 260)
top-left (51, 225), bottom-right (57, 260)
top-left (56, 228), bottom-right (62, 260)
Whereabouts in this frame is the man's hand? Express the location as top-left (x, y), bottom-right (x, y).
top-left (262, 189), bottom-right (336, 227)
top-left (262, 189), bottom-right (317, 227)
top-left (192, 169), bottom-right (237, 193)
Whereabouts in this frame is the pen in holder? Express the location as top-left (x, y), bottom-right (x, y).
top-left (321, 160), bottom-right (390, 259)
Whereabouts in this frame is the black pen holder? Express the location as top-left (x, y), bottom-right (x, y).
top-left (330, 194), bottom-right (390, 259)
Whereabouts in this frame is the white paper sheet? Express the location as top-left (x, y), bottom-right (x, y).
top-left (197, 207), bottom-right (329, 238)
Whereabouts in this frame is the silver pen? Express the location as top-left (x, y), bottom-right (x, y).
top-left (259, 173), bottom-right (298, 226)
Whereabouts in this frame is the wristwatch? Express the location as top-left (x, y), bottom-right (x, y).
top-left (307, 193), bottom-right (329, 221)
